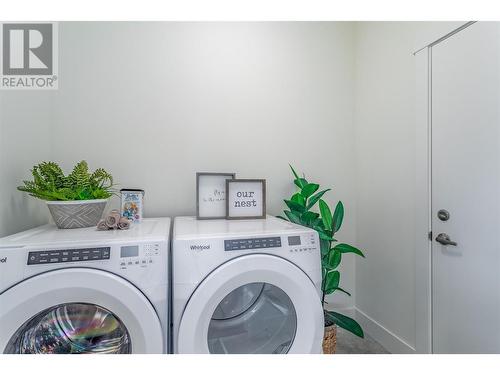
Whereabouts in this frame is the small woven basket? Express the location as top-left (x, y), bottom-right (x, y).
top-left (322, 324), bottom-right (337, 354)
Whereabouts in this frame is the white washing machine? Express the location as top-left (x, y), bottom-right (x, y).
top-left (0, 217), bottom-right (170, 354)
top-left (172, 216), bottom-right (324, 354)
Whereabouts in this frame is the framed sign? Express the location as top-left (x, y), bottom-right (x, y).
top-left (196, 172), bottom-right (236, 219)
top-left (226, 179), bottom-right (266, 220)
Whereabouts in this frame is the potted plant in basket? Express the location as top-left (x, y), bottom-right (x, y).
top-left (17, 160), bottom-right (114, 229)
top-left (278, 165), bottom-right (365, 353)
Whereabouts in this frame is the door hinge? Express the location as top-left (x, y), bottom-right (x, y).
top-left (428, 231), bottom-right (433, 241)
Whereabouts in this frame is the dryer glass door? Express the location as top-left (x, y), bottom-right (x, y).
top-left (177, 254), bottom-right (324, 354)
top-left (208, 282), bottom-right (297, 354)
top-left (4, 303), bottom-right (131, 354)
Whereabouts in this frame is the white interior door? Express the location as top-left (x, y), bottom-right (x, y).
top-left (431, 22), bottom-right (500, 353)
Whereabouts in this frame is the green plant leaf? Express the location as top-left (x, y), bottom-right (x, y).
top-left (294, 178), bottom-right (308, 189)
top-left (312, 217), bottom-right (323, 227)
top-left (319, 199), bottom-right (333, 230)
top-left (78, 188), bottom-right (93, 200)
top-left (17, 160), bottom-right (114, 202)
top-left (324, 270), bottom-right (340, 293)
top-left (334, 243), bottom-right (365, 258)
top-left (332, 201), bottom-right (344, 233)
top-left (284, 199), bottom-right (306, 213)
top-left (301, 211), bottom-right (319, 226)
top-left (327, 249), bottom-right (342, 269)
top-left (322, 267), bottom-right (327, 279)
top-left (334, 287), bottom-right (351, 297)
top-left (284, 210), bottom-right (301, 224)
top-left (91, 168), bottom-right (113, 189)
top-left (290, 193), bottom-right (306, 207)
top-left (301, 183), bottom-right (319, 199)
top-left (92, 188), bottom-right (112, 199)
top-left (276, 215), bottom-right (288, 221)
top-left (289, 164), bottom-right (300, 180)
top-left (324, 310), bottom-right (364, 338)
top-left (68, 161), bottom-right (90, 190)
top-left (320, 239), bottom-right (330, 257)
top-left (314, 226), bottom-right (334, 241)
top-left (306, 189), bottom-right (330, 210)
top-left (38, 162), bottom-right (65, 189)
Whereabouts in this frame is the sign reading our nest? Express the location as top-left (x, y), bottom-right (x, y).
top-left (233, 190), bottom-right (257, 207)
top-left (226, 179), bottom-right (266, 220)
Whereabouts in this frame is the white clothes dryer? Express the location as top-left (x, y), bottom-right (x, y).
top-left (172, 216), bottom-right (324, 354)
top-left (0, 218), bottom-right (170, 354)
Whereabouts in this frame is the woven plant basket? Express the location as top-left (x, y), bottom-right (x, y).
top-left (322, 324), bottom-right (337, 354)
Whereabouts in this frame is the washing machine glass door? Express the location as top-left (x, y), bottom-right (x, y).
top-left (4, 303), bottom-right (131, 354)
top-left (177, 254), bottom-right (324, 354)
top-left (0, 268), bottom-right (163, 354)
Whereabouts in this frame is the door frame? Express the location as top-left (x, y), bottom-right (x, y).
top-left (413, 21), bottom-right (476, 354)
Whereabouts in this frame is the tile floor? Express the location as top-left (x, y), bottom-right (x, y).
top-left (335, 327), bottom-right (390, 354)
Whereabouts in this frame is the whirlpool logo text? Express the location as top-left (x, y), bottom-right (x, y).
top-left (190, 245), bottom-right (210, 251)
top-left (0, 257), bottom-right (7, 263)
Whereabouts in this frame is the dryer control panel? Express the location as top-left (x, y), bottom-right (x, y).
top-left (224, 237), bottom-right (281, 251)
top-left (118, 242), bottom-right (161, 270)
top-left (223, 232), bottom-right (317, 254)
top-left (286, 232), bottom-right (317, 253)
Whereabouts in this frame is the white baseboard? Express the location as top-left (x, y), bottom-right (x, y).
top-left (354, 307), bottom-right (416, 354)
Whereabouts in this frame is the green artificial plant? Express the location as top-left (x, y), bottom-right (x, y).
top-left (279, 165), bottom-right (365, 338)
top-left (18, 160), bottom-right (114, 201)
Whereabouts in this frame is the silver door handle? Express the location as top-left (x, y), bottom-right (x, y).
top-left (435, 233), bottom-right (457, 246)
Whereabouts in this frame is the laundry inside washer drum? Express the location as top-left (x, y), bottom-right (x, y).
top-left (5, 303), bottom-right (131, 354)
top-left (207, 282), bottom-right (297, 354)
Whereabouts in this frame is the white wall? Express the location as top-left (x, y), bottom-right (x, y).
top-left (0, 22), bottom-right (357, 307)
top-left (353, 21), bottom-right (464, 353)
top-left (0, 92), bottom-right (53, 237)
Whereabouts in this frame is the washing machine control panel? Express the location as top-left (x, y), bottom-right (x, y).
top-left (119, 242), bottom-right (161, 270)
top-left (27, 247), bottom-right (111, 265)
top-left (26, 242), bottom-right (162, 269)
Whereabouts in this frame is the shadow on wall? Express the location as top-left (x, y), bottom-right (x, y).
top-left (1, 194), bottom-right (49, 237)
